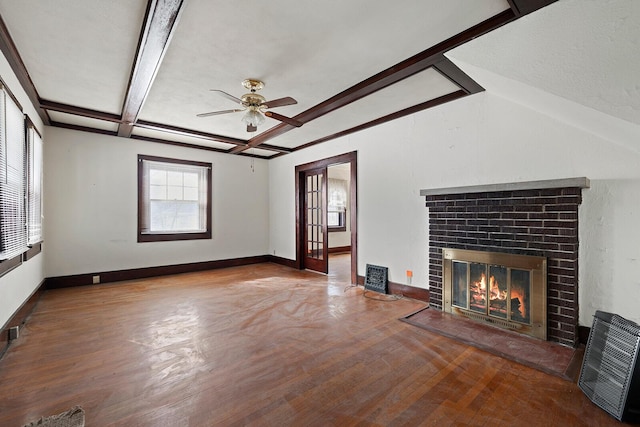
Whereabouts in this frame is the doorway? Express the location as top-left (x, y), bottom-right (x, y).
top-left (295, 152), bottom-right (357, 284)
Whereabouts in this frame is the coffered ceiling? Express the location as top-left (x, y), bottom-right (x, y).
top-left (0, 0), bottom-right (555, 158)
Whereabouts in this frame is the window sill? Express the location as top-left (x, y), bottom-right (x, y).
top-left (328, 226), bottom-right (347, 233)
top-left (23, 242), bottom-right (42, 261)
top-left (138, 231), bottom-right (212, 242)
top-left (0, 254), bottom-right (22, 278)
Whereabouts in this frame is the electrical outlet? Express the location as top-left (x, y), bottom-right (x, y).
top-left (8, 326), bottom-right (19, 341)
top-left (92, 275), bottom-right (100, 284)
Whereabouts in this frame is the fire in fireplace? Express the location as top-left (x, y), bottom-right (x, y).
top-left (460, 264), bottom-right (530, 323)
top-left (443, 248), bottom-right (547, 340)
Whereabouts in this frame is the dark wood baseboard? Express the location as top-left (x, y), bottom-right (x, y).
top-left (45, 255), bottom-right (270, 289)
top-left (266, 255), bottom-right (298, 269)
top-left (328, 246), bottom-right (351, 254)
top-left (268, 250), bottom-right (350, 270)
top-left (0, 279), bottom-right (45, 360)
top-left (357, 275), bottom-right (430, 302)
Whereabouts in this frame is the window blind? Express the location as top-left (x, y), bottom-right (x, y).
top-left (26, 124), bottom-right (43, 245)
top-left (0, 87), bottom-right (27, 260)
top-left (328, 178), bottom-right (347, 211)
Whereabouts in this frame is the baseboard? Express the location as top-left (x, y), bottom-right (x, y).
top-left (266, 255), bottom-right (298, 269)
top-left (328, 246), bottom-right (351, 254)
top-left (357, 275), bottom-right (430, 302)
top-left (267, 250), bottom-right (349, 269)
top-left (45, 255), bottom-right (270, 289)
top-left (0, 279), bottom-right (45, 360)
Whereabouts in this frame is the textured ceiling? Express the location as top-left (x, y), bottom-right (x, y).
top-left (449, 0), bottom-right (640, 127)
top-left (0, 0), bottom-right (559, 159)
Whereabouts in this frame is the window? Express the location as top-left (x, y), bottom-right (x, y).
top-left (328, 209), bottom-right (346, 229)
top-left (328, 178), bottom-right (347, 232)
top-left (0, 85), bottom-right (27, 261)
top-left (0, 82), bottom-right (43, 273)
top-left (26, 122), bottom-right (43, 245)
top-left (138, 155), bottom-right (211, 242)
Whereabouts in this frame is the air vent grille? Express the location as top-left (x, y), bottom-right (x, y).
top-left (579, 311), bottom-right (640, 421)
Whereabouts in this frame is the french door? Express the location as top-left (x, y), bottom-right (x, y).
top-left (303, 167), bottom-right (328, 273)
top-left (295, 151), bottom-right (357, 284)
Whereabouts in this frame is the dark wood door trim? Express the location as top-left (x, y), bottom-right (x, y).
top-left (295, 151), bottom-right (357, 284)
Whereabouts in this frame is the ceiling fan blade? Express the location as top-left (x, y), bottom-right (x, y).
top-left (264, 111), bottom-right (303, 127)
top-left (246, 124), bottom-right (257, 133)
top-left (210, 89), bottom-right (243, 105)
top-left (197, 109), bottom-right (243, 118)
top-left (262, 96), bottom-right (297, 109)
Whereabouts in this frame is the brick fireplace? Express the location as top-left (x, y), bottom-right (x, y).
top-left (421, 178), bottom-right (589, 347)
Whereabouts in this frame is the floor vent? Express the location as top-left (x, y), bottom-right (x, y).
top-left (364, 264), bottom-right (388, 294)
top-left (463, 311), bottom-right (521, 330)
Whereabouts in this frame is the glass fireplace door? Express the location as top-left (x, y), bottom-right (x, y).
top-left (451, 261), bottom-right (532, 326)
top-left (443, 248), bottom-right (546, 340)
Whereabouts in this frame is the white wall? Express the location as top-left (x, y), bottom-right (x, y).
top-left (0, 50), bottom-right (46, 329)
top-left (44, 127), bottom-right (269, 277)
top-left (268, 91), bottom-right (640, 327)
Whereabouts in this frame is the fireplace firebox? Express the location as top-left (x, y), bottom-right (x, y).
top-left (443, 248), bottom-right (547, 340)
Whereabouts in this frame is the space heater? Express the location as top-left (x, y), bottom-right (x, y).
top-left (578, 310), bottom-right (640, 421)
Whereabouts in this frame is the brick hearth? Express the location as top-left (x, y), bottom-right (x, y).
top-left (421, 178), bottom-right (589, 347)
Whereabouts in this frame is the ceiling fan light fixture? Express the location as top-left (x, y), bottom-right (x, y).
top-left (241, 109), bottom-right (265, 128)
top-left (199, 79), bottom-right (299, 132)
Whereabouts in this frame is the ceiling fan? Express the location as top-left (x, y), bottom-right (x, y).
top-left (197, 79), bottom-right (303, 132)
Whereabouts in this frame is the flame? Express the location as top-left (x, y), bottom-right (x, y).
top-left (511, 287), bottom-right (528, 319)
top-left (463, 268), bottom-right (529, 322)
top-left (470, 273), bottom-right (487, 305)
top-left (489, 275), bottom-right (507, 300)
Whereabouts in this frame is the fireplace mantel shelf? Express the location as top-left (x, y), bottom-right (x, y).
top-left (420, 177), bottom-right (590, 197)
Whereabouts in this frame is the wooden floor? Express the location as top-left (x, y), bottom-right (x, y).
top-left (0, 255), bottom-right (624, 426)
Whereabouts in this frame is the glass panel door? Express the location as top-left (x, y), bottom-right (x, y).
top-left (510, 269), bottom-right (532, 324)
top-left (303, 168), bottom-right (328, 273)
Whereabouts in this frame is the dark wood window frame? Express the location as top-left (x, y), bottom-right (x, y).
top-left (327, 176), bottom-right (348, 232)
top-left (137, 154), bottom-right (212, 243)
top-left (328, 210), bottom-right (346, 232)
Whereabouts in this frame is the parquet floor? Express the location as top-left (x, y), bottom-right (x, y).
top-left (0, 255), bottom-right (624, 426)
